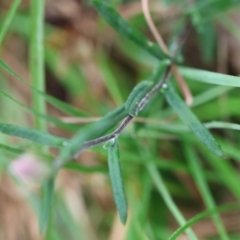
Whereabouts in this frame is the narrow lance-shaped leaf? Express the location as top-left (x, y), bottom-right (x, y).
top-left (39, 177), bottom-right (55, 233)
top-left (0, 123), bottom-right (67, 147)
top-left (163, 82), bottom-right (223, 157)
top-left (91, 0), bottom-right (168, 61)
top-left (107, 138), bottom-right (127, 224)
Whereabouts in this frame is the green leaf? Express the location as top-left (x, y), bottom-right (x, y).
top-left (163, 82), bottom-right (223, 157)
top-left (180, 67), bottom-right (240, 87)
top-left (39, 177), bottom-right (55, 233)
top-left (125, 61), bottom-right (169, 116)
top-left (125, 80), bottom-right (153, 116)
top-left (92, 0), bottom-right (168, 61)
top-left (0, 123), bottom-right (67, 147)
top-left (107, 138), bottom-right (127, 224)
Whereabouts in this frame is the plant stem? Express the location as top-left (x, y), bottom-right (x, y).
top-left (0, 0), bottom-right (21, 47)
top-left (30, 0), bottom-right (46, 131)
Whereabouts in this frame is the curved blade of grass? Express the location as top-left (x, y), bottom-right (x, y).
top-left (40, 176), bottom-right (55, 234)
top-left (184, 142), bottom-right (229, 240)
top-left (199, 144), bottom-right (240, 201)
top-left (91, 0), bottom-right (168, 61)
top-left (107, 138), bottom-right (127, 224)
top-left (147, 163), bottom-right (198, 240)
top-left (163, 82), bottom-right (223, 157)
top-left (168, 203), bottom-right (240, 240)
top-left (0, 0), bottom-right (21, 46)
top-left (0, 59), bottom-right (87, 117)
top-left (0, 123), bottom-right (67, 147)
top-left (180, 67), bottom-right (240, 87)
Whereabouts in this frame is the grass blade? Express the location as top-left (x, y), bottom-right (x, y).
top-left (92, 0), bottom-right (167, 61)
top-left (30, 0), bottom-right (46, 131)
top-left (0, 0), bottom-right (21, 46)
top-left (39, 177), bottom-right (55, 234)
top-left (107, 138), bottom-right (127, 224)
top-left (0, 59), bottom-right (87, 117)
top-left (168, 203), bottom-right (240, 240)
top-left (163, 82), bottom-right (223, 157)
top-left (0, 123), bottom-right (67, 147)
top-left (147, 163), bottom-right (198, 240)
top-left (184, 142), bottom-right (229, 240)
top-left (180, 67), bottom-right (240, 87)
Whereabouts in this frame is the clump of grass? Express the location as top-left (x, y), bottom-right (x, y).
top-left (0, 0), bottom-right (240, 239)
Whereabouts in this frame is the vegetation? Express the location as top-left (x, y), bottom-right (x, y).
top-left (0, 0), bottom-right (240, 239)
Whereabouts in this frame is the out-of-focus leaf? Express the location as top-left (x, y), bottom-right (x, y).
top-left (92, 0), bottom-right (168, 61)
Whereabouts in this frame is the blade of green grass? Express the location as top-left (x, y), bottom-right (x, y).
top-left (184, 142), bottom-right (229, 240)
top-left (147, 163), bottom-right (198, 240)
top-left (0, 123), bottom-right (67, 147)
top-left (98, 52), bottom-right (124, 105)
top-left (39, 177), bottom-right (55, 234)
top-left (168, 203), bottom-right (240, 240)
top-left (0, 59), bottom-right (87, 117)
top-left (30, 0), bottom-right (46, 131)
top-left (91, 0), bottom-right (168, 61)
top-left (198, 144), bottom-right (240, 201)
top-left (180, 67), bottom-right (240, 87)
top-left (192, 86), bottom-right (233, 107)
top-left (0, 0), bottom-right (21, 46)
top-left (163, 82), bottom-right (223, 157)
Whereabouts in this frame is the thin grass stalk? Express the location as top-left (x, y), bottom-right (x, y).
top-left (147, 163), bottom-right (198, 240)
top-left (184, 143), bottom-right (229, 240)
top-left (0, 0), bottom-right (21, 47)
top-left (30, 0), bottom-right (46, 131)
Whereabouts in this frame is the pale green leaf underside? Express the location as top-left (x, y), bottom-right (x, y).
top-left (107, 139), bottom-right (127, 224)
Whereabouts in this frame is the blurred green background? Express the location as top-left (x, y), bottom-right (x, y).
top-left (0, 0), bottom-right (240, 239)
